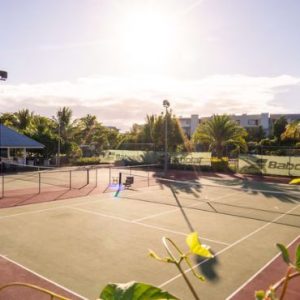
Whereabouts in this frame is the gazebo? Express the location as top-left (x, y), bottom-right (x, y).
top-left (0, 124), bottom-right (44, 164)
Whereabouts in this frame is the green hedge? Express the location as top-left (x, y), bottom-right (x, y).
top-left (211, 157), bottom-right (229, 172)
top-left (73, 157), bottom-right (102, 166)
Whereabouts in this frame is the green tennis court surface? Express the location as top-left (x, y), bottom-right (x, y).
top-left (0, 172), bottom-right (299, 299)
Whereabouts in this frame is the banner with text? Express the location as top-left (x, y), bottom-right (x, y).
top-left (239, 154), bottom-right (300, 176)
top-left (100, 150), bottom-right (211, 166)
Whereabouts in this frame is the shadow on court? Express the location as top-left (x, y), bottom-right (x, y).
top-left (209, 177), bottom-right (300, 204)
top-left (196, 251), bottom-right (220, 282)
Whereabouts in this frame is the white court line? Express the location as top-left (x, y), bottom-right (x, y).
top-left (132, 208), bottom-right (179, 222)
top-left (158, 203), bottom-right (300, 288)
top-left (0, 254), bottom-right (88, 300)
top-left (226, 234), bottom-right (300, 300)
top-left (70, 206), bottom-right (131, 223)
top-left (0, 187), bottom-right (160, 221)
top-left (69, 206), bottom-right (229, 246)
top-left (0, 206), bottom-right (66, 220)
top-left (132, 191), bottom-right (237, 223)
top-left (129, 175), bottom-right (300, 196)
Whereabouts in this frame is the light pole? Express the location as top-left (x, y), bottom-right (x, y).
top-left (57, 111), bottom-right (62, 167)
top-left (0, 70), bottom-right (7, 197)
top-left (163, 99), bottom-right (170, 176)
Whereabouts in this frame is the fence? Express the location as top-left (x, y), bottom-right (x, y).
top-left (0, 164), bottom-right (99, 199)
top-left (238, 146), bottom-right (300, 177)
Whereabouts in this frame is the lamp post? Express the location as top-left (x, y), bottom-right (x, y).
top-left (163, 99), bottom-right (170, 176)
top-left (0, 70), bottom-right (7, 197)
top-left (57, 111), bottom-right (62, 167)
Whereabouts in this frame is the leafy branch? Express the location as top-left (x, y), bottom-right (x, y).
top-left (255, 243), bottom-right (300, 300)
top-left (148, 232), bottom-right (214, 300)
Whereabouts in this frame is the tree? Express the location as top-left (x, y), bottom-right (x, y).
top-left (245, 126), bottom-right (265, 142)
top-left (192, 115), bottom-right (247, 158)
top-left (14, 109), bottom-right (34, 133)
top-left (273, 116), bottom-right (288, 141)
top-left (281, 120), bottom-right (300, 142)
top-left (54, 107), bottom-right (74, 155)
top-left (29, 115), bottom-right (59, 158)
top-left (0, 112), bottom-right (17, 127)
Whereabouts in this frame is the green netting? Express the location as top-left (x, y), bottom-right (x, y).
top-left (239, 154), bottom-right (300, 176)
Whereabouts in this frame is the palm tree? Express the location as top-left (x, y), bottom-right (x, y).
top-left (192, 115), bottom-right (247, 158)
top-left (75, 114), bottom-right (98, 144)
top-left (14, 109), bottom-right (34, 132)
top-left (56, 107), bottom-right (73, 139)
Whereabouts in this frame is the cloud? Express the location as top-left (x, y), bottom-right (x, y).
top-left (0, 74), bottom-right (300, 130)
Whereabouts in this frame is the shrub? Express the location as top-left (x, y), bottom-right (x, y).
top-left (73, 157), bottom-right (101, 166)
top-left (211, 157), bottom-right (229, 172)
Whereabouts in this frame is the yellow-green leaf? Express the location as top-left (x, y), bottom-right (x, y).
top-left (289, 178), bottom-right (300, 185)
top-left (186, 232), bottom-right (213, 258)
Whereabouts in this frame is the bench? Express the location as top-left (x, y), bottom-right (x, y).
top-left (124, 176), bottom-right (134, 188)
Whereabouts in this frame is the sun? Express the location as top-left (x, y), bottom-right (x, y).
top-left (117, 8), bottom-right (177, 72)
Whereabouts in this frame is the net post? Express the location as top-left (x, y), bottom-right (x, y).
top-left (38, 172), bottom-right (41, 194)
top-left (69, 170), bottom-right (72, 189)
top-left (118, 172), bottom-right (122, 186)
top-left (87, 169), bottom-right (90, 185)
top-left (147, 170), bottom-right (150, 187)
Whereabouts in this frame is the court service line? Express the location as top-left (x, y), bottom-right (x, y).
top-left (226, 234), bottom-right (300, 300)
top-left (0, 206), bottom-right (67, 220)
top-left (158, 203), bottom-right (300, 288)
top-left (132, 191), bottom-right (237, 223)
top-left (69, 206), bottom-right (230, 246)
top-left (0, 254), bottom-right (88, 300)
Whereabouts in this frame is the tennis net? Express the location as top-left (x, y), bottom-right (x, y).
top-left (117, 171), bottom-right (300, 228)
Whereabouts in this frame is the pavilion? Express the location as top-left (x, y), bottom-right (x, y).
top-left (0, 124), bottom-right (44, 164)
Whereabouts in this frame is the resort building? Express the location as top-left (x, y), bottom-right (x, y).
top-left (178, 113), bottom-right (300, 137)
top-left (0, 124), bottom-right (44, 164)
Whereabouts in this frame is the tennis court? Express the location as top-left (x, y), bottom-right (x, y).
top-left (0, 167), bottom-right (299, 299)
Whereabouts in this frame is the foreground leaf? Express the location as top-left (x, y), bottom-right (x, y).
top-left (296, 244), bottom-right (300, 270)
top-left (289, 178), bottom-right (300, 185)
top-left (99, 281), bottom-right (179, 300)
top-left (186, 232), bottom-right (213, 258)
top-left (255, 290), bottom-right (266, 300)
top-left (276, 244), bottom-right (290, 264)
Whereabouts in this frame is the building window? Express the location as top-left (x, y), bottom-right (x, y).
top-left (248, 119), bottom-right (258, 125)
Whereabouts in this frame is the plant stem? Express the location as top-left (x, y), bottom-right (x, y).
top-left (176, 263), bottom-right (200, 300)
top-left (279, 267), bottom-right (292, 300)
top-left (273, 272), bottom-right (300, 291)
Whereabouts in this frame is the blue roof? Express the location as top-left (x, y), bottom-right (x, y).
top-left (0, 124), bottom-right (44, 149)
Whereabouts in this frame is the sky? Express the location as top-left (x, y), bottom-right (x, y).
top-left (0, 0), bottom-right (300, 130)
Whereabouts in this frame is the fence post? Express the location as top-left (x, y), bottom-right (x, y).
top-left (109, 167), bottom-right (111, 185)
top-left (260, 145), bottom-right (263, 176)
top-left (69, 170), bottom-right (72, 189)
top-left (1, 174), bottom-right (4, 199)
top-left (95, 168), bottom-right (98, 187)
top-left (288, 150), bottom-right (291, 177)
top-left (38, 172), bottom-right (41, 194)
